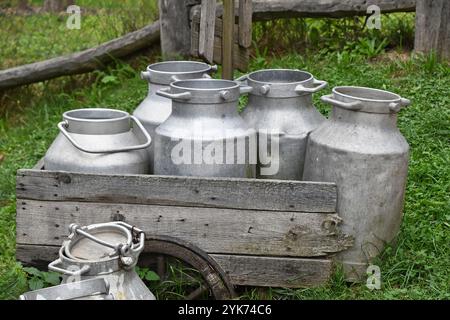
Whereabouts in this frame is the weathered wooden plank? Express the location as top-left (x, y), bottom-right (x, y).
top-left (16, 244), bottom-right (60, 270)
top-left (414, 0), bottom-right (450, 60)
top-left (238, 0), bottom-right (253, 48)
top-left (16, 244), bottom-right (334, 287)
top-left (222, 0), bottom-right (235, 79)
top-left (16, 169), bottom-right (338, 213)
top-left (199, 0), bottom-right (217, 63)
top-left (159, 0), bottom-right (197, 59)
top-left (191, 16), bottom-right (249, 72)
top-left (191, 0), bottom-right (416, 21)
top-left (16, 200), bottom-right (353, 257)
top-left (0, 22), bottom-right (160, 91)
top-left (212, 254), bottom-right (333, 288)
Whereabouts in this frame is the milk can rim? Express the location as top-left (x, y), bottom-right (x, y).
top-left (147, 60), bottom-right (212, 75)
top-left (247, 68), bottom-right (313, 85)
top-left (63, 108), bottom-right (130, 123)
top-left (333, 86), bottom-right (401, 103)
top-left (170, 78), bottom-right (240, 91)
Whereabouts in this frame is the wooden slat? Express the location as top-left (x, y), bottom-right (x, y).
top-left (16, 200), bottom-right (353, 257)
top-left (414, 0), bottom-right (450, 60)
top-left (238, 0), bottom-right (253, 48)
top-left (0, 21), bottom-right (160, 91)
top-left (159, 0), bottom-right (192, 58)
top-left (16, 169), bottom-right (338, 213)
top-left (191, 0), bottom-right (416, 21)
top-left (199, 0), bottom-right (217, 63)
top-left (191, 17), bottom-right (249, 72)
top-left (222, 0), bottom-right (235, 79)
top-left (16, 244), bottom-right (334, 287)
top-left (212, 254), bottom-right (333, 288)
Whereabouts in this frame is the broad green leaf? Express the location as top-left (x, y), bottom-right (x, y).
top-left (28, 278), bottom-right (44, 291)
top-left (144, 270), bottom-right (160, 281)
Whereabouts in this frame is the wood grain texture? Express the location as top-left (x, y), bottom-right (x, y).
top-left (238, 0), bottom-right (253, 48)
top-left (158, 0), bottom-right (194, 58)
top-left (191, 16), bottom-right (249, 72)
top-left (222, 0), bottom-right (235, 79)
top-left (191, 1), bottom-right (415, 21)
top-left (16, 169), bottom-right (338, 213)
top-left (199, 0), bottom-right (217, 63)
top-left (16, 244), bottom-right (334, 287)
top-left (212, 254), bottom-right (333, 287)
top-left (0, 22), bottom-right (160, 91)
top-left (414, 0), bottom-right (450, 59)
top-left (16, 200), bottom-right (353, 257)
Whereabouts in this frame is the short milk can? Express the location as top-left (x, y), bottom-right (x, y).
top-left (240, 69), bottom-right (327, 180)
top-left (133, 61), bottom-right (216, 172)
top-left (154, 79), bottom-right (256, 178)
top-left (303, 86), bottom-right (411, 280)
top-left (47, 222), bottom-right (155, 300)
top-left (44, 108), bottom-right (151, 174)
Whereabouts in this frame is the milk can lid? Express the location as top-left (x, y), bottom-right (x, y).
top-left (68, 229), bottom-right (129, 260)
top-left (65, 222), bottom-right (136, 262)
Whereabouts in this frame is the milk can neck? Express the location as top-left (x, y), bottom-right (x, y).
top-left (331, 107), bottom-right (398, 129)
top-left (63, 109), bottom-right (130, 135)
top-left (249, 94), bottom-right (313, 109)
top-left (171, 101), bottom-right (239, 118)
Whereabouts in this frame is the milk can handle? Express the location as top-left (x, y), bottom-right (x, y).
top-left (171, 73), bottom-right (213, 82)
top-left (48, 259), bottom-right (90, 276)
top-left (57, 116), bottom-right (151, 154)
top-left (156, 87), bottom-right (192, 100)
top-left (389, 98), bottom-right (411, 112)
top-left (68, 222), bottom-right (145, 268)
top-left (295, 78), bottom-right (328, 94)
top-left (321, 94), bottom-right (363, 111)
top-left (235, 74), bottom-right (248, 83)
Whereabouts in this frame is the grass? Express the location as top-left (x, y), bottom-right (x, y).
top-left (0, 4), bottom-right (449, 300)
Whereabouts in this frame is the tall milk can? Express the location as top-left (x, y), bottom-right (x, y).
top-left (240, 69), bottom-right (327, 180)
top-left (47, 222), bottom-right (155, 300)
top-left (133, 61), bottom-right (216, 172)
top-left (44, 108), bottom-right (151, 174)
top-left (154, 79), bottom-right (256, 178)
top-left (303, 86), bottom-right (411, 280)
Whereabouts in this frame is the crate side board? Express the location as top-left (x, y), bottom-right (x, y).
top-left (16, 244), bottom-right (334, 288)
top-left (16, 199), bottom-right (353, 257)
top-left (16, 169), bottom-right (337, 213)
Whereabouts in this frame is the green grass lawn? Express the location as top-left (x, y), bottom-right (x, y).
top-left (0, 4), bottom-right (449, 300)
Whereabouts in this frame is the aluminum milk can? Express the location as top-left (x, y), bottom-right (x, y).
top-left (240, 69), bottom-right (327, 180)
top-left (154, 78), bottom-right (256, 178)
top-left (47, 222), bottom-right (155, 300)
top-left (133, 61), bottom-right (216, 172)
top-left (303, 86), bottom-right (411, 280)
top-left (44, 108), bottom-right (151, 174)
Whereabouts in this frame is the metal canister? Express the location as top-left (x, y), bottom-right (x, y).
top-left (240, 69), bottom-right (327, 180)
top-left (133, 61), bottom-right (216, 172)
top-left (46, 222), bottom-right (155, 300)
top-left (303, 86), bottom-right (411, 280)
top-left (154, 78), bottom-right (256, 178)
top-left (44, 108), bottom-right (151, 174)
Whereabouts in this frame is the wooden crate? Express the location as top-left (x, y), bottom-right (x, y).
top-left (16, 161), bottom-right (353, 288)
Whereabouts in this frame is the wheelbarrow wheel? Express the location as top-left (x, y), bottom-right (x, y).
top-left (138, 235), bottom-right (236, 300)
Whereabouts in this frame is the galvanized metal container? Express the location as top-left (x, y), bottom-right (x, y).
top-left (303, 86), bottom-right (411, 280)
top-left (154, 78), bottom-right (256, 178)
top-left (47, 222), bottom-right (155, 300)
top-left (240, 69), bottom-right (327, 180)
top-left (133, 61), bottom-right (216, 172)
top-left (20, 278), bottom-right (114, 300)
top-left (44, 108), bottom-right (151, 174)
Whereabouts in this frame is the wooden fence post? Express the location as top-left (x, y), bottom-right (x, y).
top-left (414, 0), bottom-right (450, 60)
top-left (222, 0), bottom-right (235, 79)
top-left (159, 0), bottom-right (199, 59)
